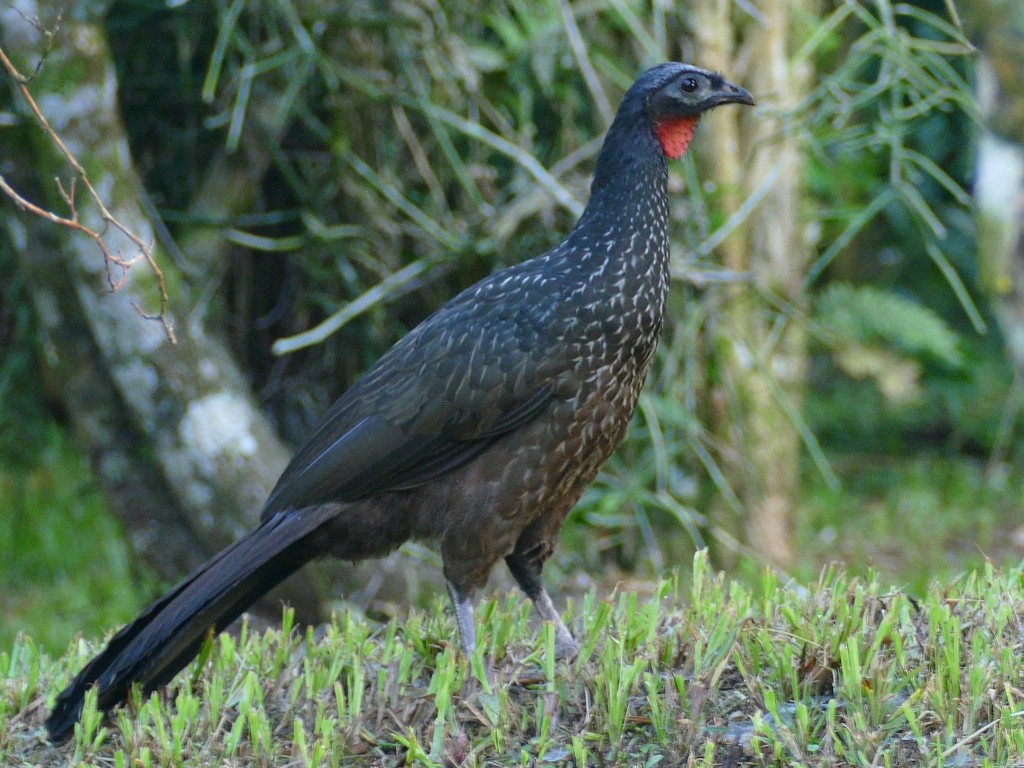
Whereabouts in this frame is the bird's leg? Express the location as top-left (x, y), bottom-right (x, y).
top-left (506, 552), bottom-right (579, 659)
top-left (446, 581), bottom-right (477, 654)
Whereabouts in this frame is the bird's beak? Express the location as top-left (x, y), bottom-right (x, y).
top-left (713, 79), bottom-right (756, 108)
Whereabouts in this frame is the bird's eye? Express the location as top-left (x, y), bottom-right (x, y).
top-left (681, 77), bottom-right (699, 93)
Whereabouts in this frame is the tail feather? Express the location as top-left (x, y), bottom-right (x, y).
top-left (46, 507), bottom-right (334, 742)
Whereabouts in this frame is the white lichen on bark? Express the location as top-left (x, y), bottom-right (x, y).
top-left (975, 132), bottom-right (1024, 271)
top-left (179, 391), bottom-right (260, 475)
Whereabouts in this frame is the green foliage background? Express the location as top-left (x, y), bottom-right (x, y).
top-left (2, 0), bottom-right (1022, 652)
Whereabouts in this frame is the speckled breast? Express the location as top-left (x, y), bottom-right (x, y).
top-left (497, 271), bottom-right (667, 531)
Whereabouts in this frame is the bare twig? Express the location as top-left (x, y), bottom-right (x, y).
top-left (10, 6), bottom-right (61, 81)
top-left (0, 39), bottom-right (176, 343)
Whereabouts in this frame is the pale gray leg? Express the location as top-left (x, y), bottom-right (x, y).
top-left (446, 580), bottom-right (476, 654)
top-left (531, 585), bottom-right (580, 659)
top-left (506, 553), bottom-right (579, 659)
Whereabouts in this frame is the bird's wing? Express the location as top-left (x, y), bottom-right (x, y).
top-left (262, 276), bottom-right (569, 516)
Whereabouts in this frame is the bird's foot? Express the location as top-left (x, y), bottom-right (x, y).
top-left (553, 627), bottom-right (579, 661)
top-left (529, 587), bottom-right (578, 660)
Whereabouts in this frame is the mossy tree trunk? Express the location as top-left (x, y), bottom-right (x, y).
top-left (1, 7), bottom-right (322, 619)
top-left (967, 2), bottom-right (1024, 445)
top-left (692, 0), bottom-right (814, 567)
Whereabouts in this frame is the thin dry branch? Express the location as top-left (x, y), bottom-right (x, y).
top-left (0, 39), bottom-right (176, 343)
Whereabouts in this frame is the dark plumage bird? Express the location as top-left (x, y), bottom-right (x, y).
top-left (46, 62), bottom-right (753, 742)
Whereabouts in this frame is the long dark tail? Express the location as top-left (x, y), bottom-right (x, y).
top-left (46, 507), bottom-right (335, 742)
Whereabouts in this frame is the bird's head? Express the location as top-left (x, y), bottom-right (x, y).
top-left (628, 63), bottom-right (756, 159)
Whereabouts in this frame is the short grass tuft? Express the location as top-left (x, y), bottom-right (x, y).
top-left (4, 553), bottom-right (1024, 766)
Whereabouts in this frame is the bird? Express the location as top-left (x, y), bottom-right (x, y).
top-left (46, 62), bottom-right (754, 742)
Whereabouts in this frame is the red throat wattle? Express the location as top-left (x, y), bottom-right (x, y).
top-left (653, 116), bottom-right (699, 160)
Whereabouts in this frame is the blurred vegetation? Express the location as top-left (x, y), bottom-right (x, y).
top-left (9, 558), bottom-right (1024, 765)
top-left (0, 424), bottom-right (145, 652)
top-left (0, 262), bottom-right (147, 649)
top-left (2, 0), bottom-right (1023, 651)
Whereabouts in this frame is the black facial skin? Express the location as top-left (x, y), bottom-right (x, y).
top-left (646, 67), bottom-right (755, 120)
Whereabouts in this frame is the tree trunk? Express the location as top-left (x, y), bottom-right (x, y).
top-left (692, 0), bottom-right (813, 567)
top-left (1, 8), bottom-right (322, 620)
top-left (968, 3), bottom-right (1024, 451)
top-left (5, 210), bottom-right (206, 583)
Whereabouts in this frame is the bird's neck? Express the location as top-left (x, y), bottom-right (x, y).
top-left (563, 110), bottom-right (672, 282)
top-left (587, 107), bottom-right (669, 201)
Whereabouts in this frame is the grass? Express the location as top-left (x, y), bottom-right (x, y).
top-left (3, 427), bottom-right (1023, 765)
top-left (4, 554), bottom-right (1024, 766)
top-left (797, 455), bottom-right (1024, 593)
top-left (0, 426), bottom-right (145, 654)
